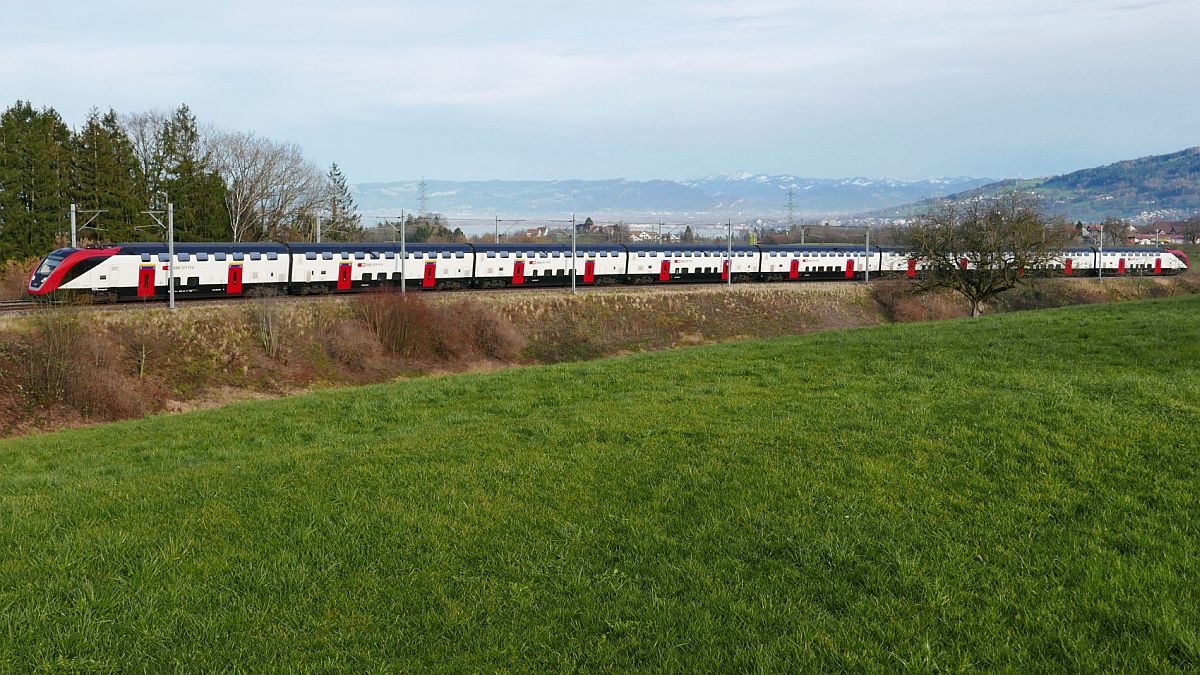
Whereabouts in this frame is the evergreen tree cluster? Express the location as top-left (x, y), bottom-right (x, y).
top-left (0, 100), bottom-right (361, 263)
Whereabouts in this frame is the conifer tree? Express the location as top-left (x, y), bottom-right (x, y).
top-left (323, 162), bottom-right (363, 241)
top-left (0, 101), bottom-right (73, 260)
top-left (158, 104), bottom-right (228, 241)
top-left (71, 108), bottom-right (145, 243)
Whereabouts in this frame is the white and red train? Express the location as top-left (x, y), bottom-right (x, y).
top-left (26, 242), bottom-right (1190, 302)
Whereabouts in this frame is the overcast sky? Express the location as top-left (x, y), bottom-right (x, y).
top-left (5, 0), bottom-right (1199, 183)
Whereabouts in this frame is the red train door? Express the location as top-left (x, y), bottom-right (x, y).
top-left (337, 263), bottom-right (352, 290)
top-left (137, 266), bottom-right (156, 297)
top-left (1155, 257), bottom-right (1162, 275)
top-left (721, 260), bottom-right (730, 281)
top-left (1117, 258), bottom-right (1126, 275)
top-left (959, 258), bottom-right (969, 271)
top-left (227, 264), bottom-right (243, 294)
top-left (789, 259), bottom-right (799, 279)
top-left (907, 258), bottom-right (918, 278)
top-left (512, 260), bottom-right (525, 285)
top-left (422, 261), bottom-right (437, 288)
top-left (845, 258), bottom-right (855, 279)
top-left (1064, 258), bottom-right (1073, 275)
top-left (659, 260), bottom-right (671, 281)
top-left (583, 260), bottom-right (595, 283)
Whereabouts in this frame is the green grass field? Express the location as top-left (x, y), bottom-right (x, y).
top-left (2, 296), bottom-right (1199, 670)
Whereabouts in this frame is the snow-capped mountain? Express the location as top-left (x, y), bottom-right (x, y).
top-left (351, 175), bottom-right (992, 221)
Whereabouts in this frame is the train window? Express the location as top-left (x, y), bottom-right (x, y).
top-left (196, 253), bottom-right (209, 261)
top-left (383, 252), bottom-right (394, 259)
top-left (500, 251), bottom-right (509, 258)
top-left (538, 252), bottom-right (548, 258)
top-left (177, 253), bottom-right (191, 261)
top-left (215, 252), bottom-right (226, 261)
top-left (267, 253), bottom-right (278, 260)
top-left (487, 252), bottom-right (496, 258)
top-left (322, 252), bottom-right (333, 260)
top-left (392, 272), bottom-right (402, 280)
top-left (140, 253), bottom-right (151, 262)
top-left (552, 252), bottom-right (562, 258)
top-left (456, 252), bottom-right (465, 258)
top-left (233, 253), bottom-right (244, 261)
top-left (250, 253), bottom-right (261, 260)
top-left (377, 273), bottom-right (387, 281)
top-left (638, 251), bottom-right (646, 257)
top-left (306, 252), bottom-right (317, 260)
top-left (187, 276), bottom-right (199, 286)
top-left (158, 253), bottom-right (169, 262)
top-left (354, 252), bottom-right (365, 260)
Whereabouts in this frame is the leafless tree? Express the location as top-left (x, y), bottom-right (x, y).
top-left (904, 192), bottom-right (1066, 317)
top-left (121, 109), bottom-right (169, 203)
top-left (206, 129), bottom-right (327, 241)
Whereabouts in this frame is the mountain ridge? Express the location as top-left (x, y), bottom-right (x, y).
top-left (874, 147), bottom-right (1200, 223)
top-left (351, 175), bottom-right (994, 221)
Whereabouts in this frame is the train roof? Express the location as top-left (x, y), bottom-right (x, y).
top-left (472, 243), bottom-right (625, 252)
top-left (759, 244), bottom-right (877, 251)
top-left (288, 242), bottom-right (472, 253)
top-left (624, 243), bottom-right (759, 252)
top-left (114, 242), bottom-right (289, 254)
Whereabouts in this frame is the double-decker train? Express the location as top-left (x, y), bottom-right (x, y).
top-left (26, 241), bottom-right (1190, 302)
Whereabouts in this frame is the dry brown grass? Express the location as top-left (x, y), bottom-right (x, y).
top-left (871, 280), bottom-right (969, 322)
top-left (0, 257), bottom-right (36, 301)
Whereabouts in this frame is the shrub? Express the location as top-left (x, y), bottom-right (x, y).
top-left (68, 329), bottom-right (152, 420)
top-left (323, 320), bottom-right (382, 371)
top-left (458, 301), bottom-right (526, 361)
top-left (351, 292), bottom-right (528, 363)
top-left (354, 291), bottom-right (437, 358)
top-left (0, 257), bottom-right (36, 301)
top-left (21, 306), bottom-right (84, 404)
top-left (248, 297), bottom-right (287, 359)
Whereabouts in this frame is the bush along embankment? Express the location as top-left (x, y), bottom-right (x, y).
top-left (0, 274), bottom-right (1196, 436)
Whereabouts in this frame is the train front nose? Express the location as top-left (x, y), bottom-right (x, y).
top-left (26, 248), bottom-right (75, 295)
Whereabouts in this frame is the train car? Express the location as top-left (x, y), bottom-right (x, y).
top-left (287, 243), bottom-right (474, 292)
top-left (470, 243), bottom-right (624, 288)
top-left (27, 242), bottom-right (289, 302)
top-left (1094, 247), bottom-right (1188, 276)
top-left (28, 239), bottom-right (1188, 303)
top-left (624, 244), bottom-right (758, 283)
top-left (758, 244), bottom-right (878, 281)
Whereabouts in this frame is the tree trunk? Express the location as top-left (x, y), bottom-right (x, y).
top-left (971, 301), bottom-right (982, 318)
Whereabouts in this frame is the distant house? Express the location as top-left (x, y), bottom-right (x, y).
top-left (1130, 222), bottom-right (1192, 245)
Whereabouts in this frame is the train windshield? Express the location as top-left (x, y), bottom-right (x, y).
top-left (35, 249), bottom-right (73, 276)
top-left (29, 249), bottom-right (75, 289)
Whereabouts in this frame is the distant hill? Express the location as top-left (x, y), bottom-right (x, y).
top-left (875, 147), bottom-right (1200, 223)
top-left (351, 174), bottom-right (992, 222)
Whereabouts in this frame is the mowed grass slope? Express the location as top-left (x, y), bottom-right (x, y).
top-left (2, 297), bottom-right (1199, 670)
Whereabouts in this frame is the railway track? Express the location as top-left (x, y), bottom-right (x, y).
top-left (0, 300), bottom-right (35, 314)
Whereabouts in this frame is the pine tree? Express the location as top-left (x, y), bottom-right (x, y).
top-left (0, 101), bottom-right (73, 260)
top-left (70, 108), bottom-right (145, 243)
top-left (324, 162), bottom-right (362, 242)
top-left (159, 104), bottom-right (228, 241)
